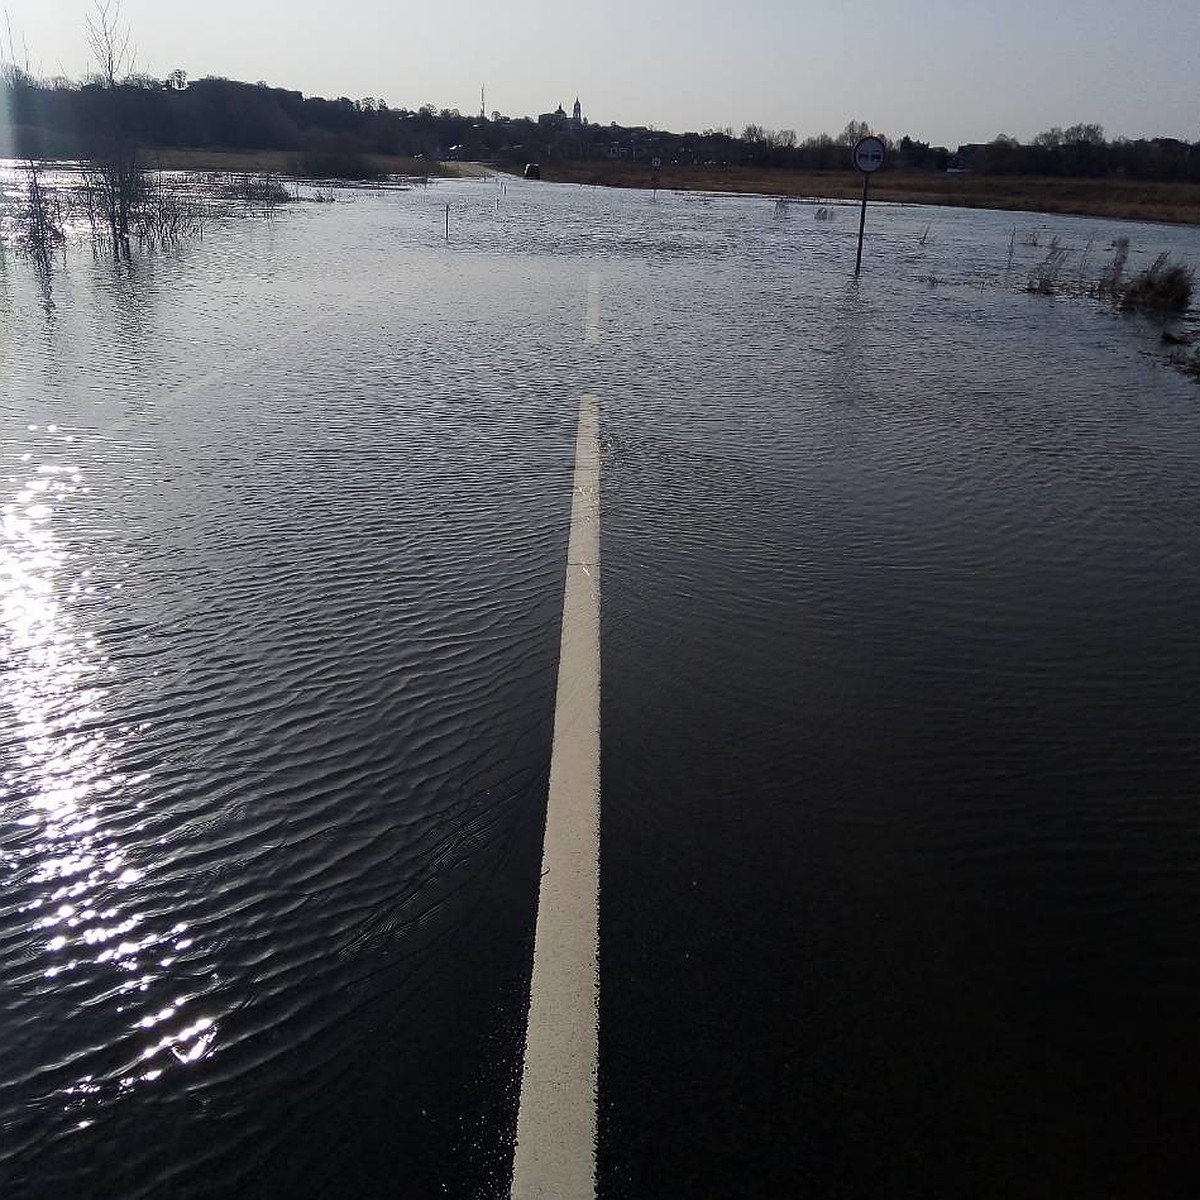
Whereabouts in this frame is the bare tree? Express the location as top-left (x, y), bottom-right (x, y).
top-left (86, 0), bottom-right (131, 88)
top-left (1062, 123), bottom-right (1104, 145)
top-left (1033, 126), bottom-right (1064, 148)
top-left (83, 0), bottom-right (145, 254)
top-left (839, 119), bottom-right (873, 146)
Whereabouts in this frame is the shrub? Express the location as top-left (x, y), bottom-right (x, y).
top-left (219, 172), bottom-right (293, 206)
top-left (1119, 252), bottom-right (1195, 313)
top-left (18, 160), bottom-right (65, 259)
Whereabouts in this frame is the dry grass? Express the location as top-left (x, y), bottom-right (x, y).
top-left (147, 148), bottom-right (453, 178)
top-left (521, 162), bottom-right (1200, 226)
top-left (1119, 252), bottom-right (1194, 312)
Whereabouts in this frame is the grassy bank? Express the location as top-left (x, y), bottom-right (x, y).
top-left (513, 161), bottom-right (1200, 226)
top-left (145, 147), bottom-right (454, 178)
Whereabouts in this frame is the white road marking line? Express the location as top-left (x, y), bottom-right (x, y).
top-left (511, 394), bottom-right (601, 1200)
top-left (585, 273), bottom-right (600, 345)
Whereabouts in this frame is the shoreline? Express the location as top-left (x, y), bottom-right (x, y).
top-left (499, 162), bottom-right (1200, 227)
top-left (20, 147), bottom-right (1200, 227)
top-left (140, 147), bottom-right (453, 178)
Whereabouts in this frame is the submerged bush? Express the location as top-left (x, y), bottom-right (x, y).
top-left (17, 160), bottom-right (65, 259)
top-left (130, 174), bottom-right (206, 246)
top-left (219, 172), bottom-right (294, 207)
top-left (1119, 252), bottom-right (1195, 313)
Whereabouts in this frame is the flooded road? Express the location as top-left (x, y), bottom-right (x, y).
top-left (2, 172), bottom-right (1200, 1197)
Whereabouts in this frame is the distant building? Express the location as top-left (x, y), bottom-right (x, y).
top-left (538, 99), bottom-right (586, 130)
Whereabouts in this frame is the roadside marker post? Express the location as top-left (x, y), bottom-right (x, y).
top-left (852, 135), bottom-right (886, 274)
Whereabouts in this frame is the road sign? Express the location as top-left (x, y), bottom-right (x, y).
top-left (852, 136), bottom-right (886, 174)
top-left (851, 136), bottom-right (886, 273)
top-left (651, 157), bottom-right (662, 170)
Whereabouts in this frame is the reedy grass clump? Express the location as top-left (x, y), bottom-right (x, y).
top-left (1018, 232), bottom-right (1196, 316)
top-left (1095, 236), bottom-right (1130, 299)
top-left (1090, 239), bottom-right (1194, 312)
top-left (1026, 245), bottom-right (1071, 294)
top-left (1118, 252), bottom-right (1194, 313)
top-left (217, 172), bottom-right (295, 208)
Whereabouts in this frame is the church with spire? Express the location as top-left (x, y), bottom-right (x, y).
top-left (538, 98), bottom-right (586, 130)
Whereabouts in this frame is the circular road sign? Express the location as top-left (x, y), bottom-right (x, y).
top-left (852, 136), bottom-right (887, 174)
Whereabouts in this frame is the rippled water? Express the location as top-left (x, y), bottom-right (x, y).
top-left (2, 170), bottom-right (1199, 1197)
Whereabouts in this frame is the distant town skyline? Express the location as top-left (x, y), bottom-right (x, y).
top-left (4, 0), bottom-right (1198, 148)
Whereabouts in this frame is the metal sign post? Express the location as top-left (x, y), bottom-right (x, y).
top-left (852, 135), bottom-right (886, 274)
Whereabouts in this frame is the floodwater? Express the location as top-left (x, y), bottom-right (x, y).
top-left (2, 169), bottom-right (1199, 1198)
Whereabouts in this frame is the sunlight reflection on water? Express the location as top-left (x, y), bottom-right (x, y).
top-left (0, 439), bottom-right (216, 1121)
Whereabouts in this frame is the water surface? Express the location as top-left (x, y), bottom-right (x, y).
top-left (2, 171), bottom-right (1199, 1197)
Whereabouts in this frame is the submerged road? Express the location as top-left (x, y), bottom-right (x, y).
top-left (511, 395), bottom-right (601, 1199)
top-left (506, 258), bottom-right (1200, 1199)
top-left (5, 181), bottom-right (1200, 1200)
top-left (512, 277), bottom-right (604, 1197)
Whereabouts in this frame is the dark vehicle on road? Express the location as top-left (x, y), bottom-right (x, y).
top-left (523, 162), bottom-right (541, 180)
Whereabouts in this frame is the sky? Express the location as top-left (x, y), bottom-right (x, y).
top-left (4, 0), bottom-right (1198, 147)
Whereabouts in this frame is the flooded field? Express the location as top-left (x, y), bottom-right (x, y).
top-left (2, 170), bottom-right (1199, 1197)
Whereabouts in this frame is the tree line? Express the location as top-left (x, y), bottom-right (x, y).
top-left (955, 128), bottom-right (1200, 182)
top-left (2, 63), bottom-right (1198, 183)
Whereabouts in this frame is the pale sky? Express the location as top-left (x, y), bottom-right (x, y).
top-left (5, 0), bottom-right (1198, 147)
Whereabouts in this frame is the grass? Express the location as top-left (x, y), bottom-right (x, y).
top-left (215, 172), bottom-right (295, 206)
top-left (1119, 252), bottom-right (1195, 312)
top-left (1026, 245), bottom-right (1071, 295)
top-left (515, 161), bottom-right (1200, 226)
top-left (1023, 231), bottom-right (1194, 317)
top-left (146, 147), bottom-right (454, 179)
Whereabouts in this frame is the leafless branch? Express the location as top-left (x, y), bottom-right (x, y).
top-left (85, 0), bottom-right (134, 88)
